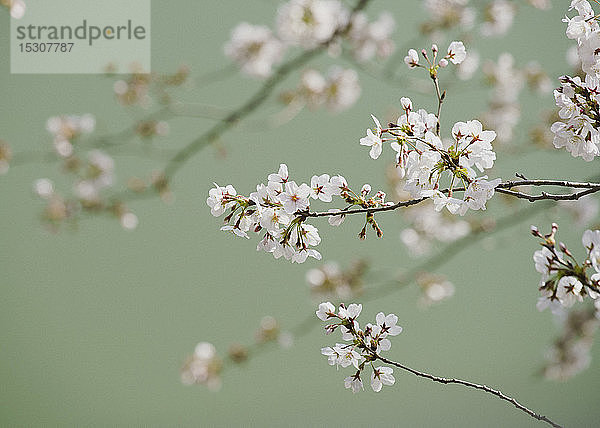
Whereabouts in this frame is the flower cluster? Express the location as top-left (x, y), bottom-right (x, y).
top-left (182, 315), bottom-right (294, 389)
top-left (551, 1), bottom-right (600, 161)
top-left (317, 302), bottom-right (401, 393)
top-left (277, 0), bottom-right (347, 48)
top-left (23, 66), bottom-right (190, 231)
top-left (552, 74), bottom-right (600, 161)
top-left (347, 11), bottom-right (395, 63)
top-left (223, 0), bottom-right (398, 116)
top-left (283, 67), bottom-right (361, 113)
top-left (224, 23), bottom-right (285, 78)
top-left (255, 315), bottom-right (294, 348)
top-left (400, 200), bottom-right (471, 255)
top-left (111, 65), bottom-right (189, 107)
top-left (32, 114), bottom-right (142, 231)
top-left (361, 42), bottom-right (501, 216)
top-left (386, 166), bottom-right (472, 256)
top-left (46, 114), bottom-right (96, 158)
top-left (403, 41), bottom-right (466, 69)
top-left (207, 163), bottom-right (390, 263)
top-left (416, 272), bottom-right (456, 307)
top-left (420, 0), bottom-right (548, 37)
top-left (180, 342), bottom-right (223, 390)
top-left (543, 307), bottom-right (599, 381)
top-left (421, 0), bottom-right (476, 34)
top-left (480, 53), bottom-right (552, 145)
top-left (306, 259), bottom-right (367, 299)
top-left (480, 0), bottom-right (516, 37)
top-left (531, 223), bottom-right (600, 315)
top-left (224, 0), bottom-right (396, 78)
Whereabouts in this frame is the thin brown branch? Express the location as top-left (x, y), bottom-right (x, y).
top-left (375, 354), bottom-right (563, 428)
top-left (495, 186), bottom-right (600, 202)
top-left (432, 76), bottom-right (443, 135)
top-left (212, 201), bottom-right (563, 425)
top-left (305, 196), bottom-right (427, 218)
top-left (303, 178), bottom-right (600, 219)
top-left (499, 178), bottom-right (600, 189)
top-left (10, 106), bottom-right (174, 168)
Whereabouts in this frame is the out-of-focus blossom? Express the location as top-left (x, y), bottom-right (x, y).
top-left (480, 0), bottom-right (516, 37)
top-left (0, 140), bottom-right (12, 175)
top-left (181, 342), bottom-right (223, 390)
top-left (285, 67), bottom-right (361, 113)
top-left (306, 260), bottom-right (367, 299)
top-left (348, 12), bottom-right (395, 62)
top-left (224, 23), bottom-right (285, 78)
top-left (276, 0), bottom-right (348, 48)
top-left (2, 0), bottom-right (26, 19)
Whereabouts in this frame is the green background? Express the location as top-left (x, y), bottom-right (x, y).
top-left (1, 1), bottom-right (598, 427)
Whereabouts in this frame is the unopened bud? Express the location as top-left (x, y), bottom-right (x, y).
top-left (325, 324), bottom-right (338, 335)
top-left (358, 225), bottom-right (367, 240)
top-left (228, 343), bottom-right (248, 363)
top-left (559, 242), bottom-right (573, 257)
top-left (361, 184), bottom-right (371, 197)
top-left (400, 96), bottom-right (412, 110)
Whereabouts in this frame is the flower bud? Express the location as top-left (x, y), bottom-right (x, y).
top-left (361, 184), bottom-right (371, 197)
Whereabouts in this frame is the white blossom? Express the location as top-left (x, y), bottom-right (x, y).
top-left (446, 41), bottom-right (466, 64)
top-left (360, 115), bottom-right (383, 159)
top-left (224, 23), bottom-right (285, 78)
top-left (348, 12), bottom-right (395, 62)
top-left (310, 174), bottom-right (334, 202)
top-left (280, 181), bottom-right (311, 214)
top-left (556, 276), bottom-right (584, 307)
top-left (316, 301), bottom-right (337, 321)
top-left (207, 183), bottom-right (237, 217)
top-left (327, 209), bottom-right (346, 226)
top-left (318, 303), bottom-right (402, 393)
top-left (404, 49), bottom-right (419, 68)
top-left (344, 373), bottom-right (363, 393)
top-left (480, 0), bottom-right (516, 37)
top-left (181, 342), bottom-right (222, 390)
top-left (276, 0), bottom-right (347, 48)
top-left (375, 312), bottom-right (403, 336)
top-left (371, 366), bottom-right (395, 392)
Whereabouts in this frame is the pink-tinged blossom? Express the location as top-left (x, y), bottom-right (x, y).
top-left (310, 174), bottom-right (333, 202)
top-left (280, 181), bottom-right (311, 214)
top-left (404, 48), bottom-right (419, 68)
top-left (446, 41), bottom-right (466, 64)
top-left (316, 302), bottom-right (336, 320)
top-left (207, 183), bottom-right (237, 217)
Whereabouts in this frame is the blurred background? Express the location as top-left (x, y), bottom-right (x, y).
top-left (1, 0), bottom-right (599, 426)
